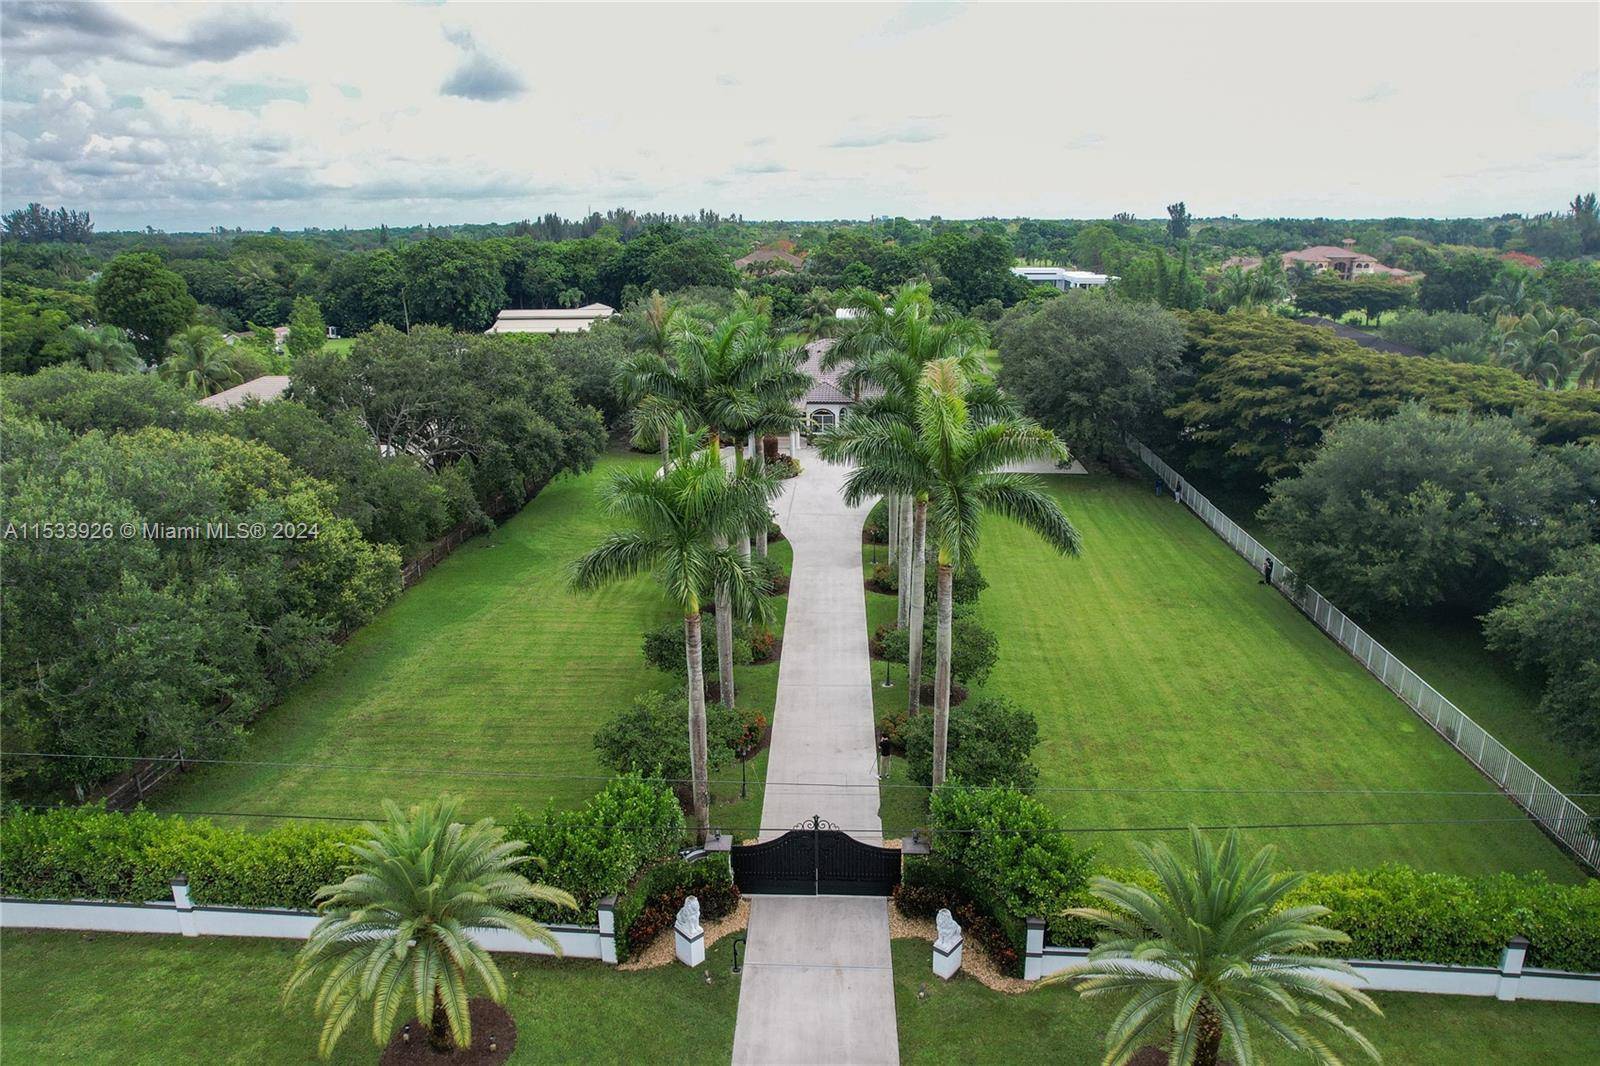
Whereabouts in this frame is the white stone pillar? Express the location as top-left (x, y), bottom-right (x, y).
top-left (932, 909), bottom-right (963, 981)
top-left (674, 895), bottom-right (705, 968)
top-left (597, 896), bottom-right (617, 964)
top-left (170, 877), bottom-right (197, 937)
top-left (1496, 936), bottom-right (1530, 1001)
top-left (1024, 917), bottom-right (1046, 980)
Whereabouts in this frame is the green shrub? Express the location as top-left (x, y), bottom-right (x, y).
top-left (0, 804), bottom-right (358, 908)
top-left (878, 608), bottom-right (999, 685)
top-left (614, 855), bottom-right (740, 960)
top-left (896, 855), bottom-right (1026, 974)
top-left (870, 560), bottom-right (988, 604)
top-left (1044, 864), bottom-right (1600, 974)
top-left (768, 454), bottom-right (801, 479)
top-left (502, 774), bottom-right (686, 920)
top-left (641, 621), bottom-right (751, 676)
top-left (905, 695), bottom-right (1040, 790)
top-left (928, 785), bottom-right (1093, 925)
top-left (593, 691), bottom-right (745, 779)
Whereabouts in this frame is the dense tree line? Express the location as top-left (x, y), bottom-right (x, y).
top-left (0, 327), bottom-right (606, 798)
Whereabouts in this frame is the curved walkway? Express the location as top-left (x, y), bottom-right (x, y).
top-left (731, 447), bottom-right (898, 1066)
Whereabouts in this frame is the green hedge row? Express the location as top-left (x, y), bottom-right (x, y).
top-left (1, 774), bottom-right (686, 918)
top-left (911, 785), bottom-right (1600, 977)
top-left (0, 805), bottom-right (360, 909)
top-left (1048, 863), bottom-right (1600, 974)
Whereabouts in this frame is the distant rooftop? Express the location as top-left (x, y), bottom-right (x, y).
top-left (198, 374), bottom-right (291, 410)
top-left (485, 303), bottom-right (616, 334)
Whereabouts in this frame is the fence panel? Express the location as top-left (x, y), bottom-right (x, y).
top-left (1128, 438), bottom-right (1597, 872)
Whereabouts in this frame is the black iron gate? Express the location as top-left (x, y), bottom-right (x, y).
top-left (731, 815), bottom-right (902, 896)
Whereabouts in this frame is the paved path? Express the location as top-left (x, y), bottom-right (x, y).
top-left (732, 447), bottom-right (899, 1066)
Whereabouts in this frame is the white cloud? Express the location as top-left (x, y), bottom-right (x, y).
top-left (0, 2), bottom-right (1595, 230)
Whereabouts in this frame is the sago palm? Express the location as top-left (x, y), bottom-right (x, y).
top-left (570, 421), bottom-right (769, 838)
top-left (819, 359), bottom-right (1078, 784)
top-left (284, 795), bottom-right (576, 1058)
top-left (1045, 828), bottom-right (1380, 1066)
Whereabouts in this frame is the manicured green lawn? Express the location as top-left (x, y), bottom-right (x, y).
top-left (890, 938), bottom-right (1600, 1065)
top-left (159, 450), bottom-right (790, 826)
top-left (0, 930), bottom-right (741, 1065)
top-left (1365, 613), bottom-right (1579, 794)
top-left (869, 474), bottom-right (1582, 877)
top-left (1185, 471), bottom-right (1581, 797)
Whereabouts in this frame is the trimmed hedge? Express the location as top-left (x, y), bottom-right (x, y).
top-left (1048, 865), bottom-right (1600, 973)
top-left (502, 774), bottom-right (686, 921)
top-left (0, 804), bottom-right (359, 909)
top-left (2, 774), bottom-right (687, 922)
top-left (905, 786), bottom-right (1600, 976)
top-left (614, 855), bottom-right (740, 961)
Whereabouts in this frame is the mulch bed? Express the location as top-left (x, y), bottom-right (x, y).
top-left (751, 638), bottom-right (783, 665)
top-left (380, 1000), bottom-right (516, 1066)
top-left (864, 578), bottom-right (896, 595)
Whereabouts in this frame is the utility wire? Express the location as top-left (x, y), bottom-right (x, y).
top-left (7, 750), bottom-right (1588, 798)
top-left (6, 802), bottom-right (1552, 837)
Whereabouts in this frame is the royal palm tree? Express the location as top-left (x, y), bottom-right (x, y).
top-left (161, 324), bottom-right (241, 396)
top-left (823, 286), bottom-right (996, 716)
top-left (63, 323), bottom-right (142, 373)
top-left (1044, 829), bottom-right (1380, 1066)
top-left (285, 795), bottom-right (575, 1058)
top-left (619, 291), bottom-right (697, 471)
top-left (570, 422), bottom-right (769, 838)
top-left (826, 284), bottom-right (990, 634)
top-left (820, 359), bottom-right (1079, 783)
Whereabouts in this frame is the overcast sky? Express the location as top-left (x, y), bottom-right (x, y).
top-left (2, 2), bottom-right (1596, 232)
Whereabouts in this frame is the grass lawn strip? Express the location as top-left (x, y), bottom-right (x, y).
top-left (0, 930), bottom-right (740, 1065)
top-left (159, 450), bottom-right (790, 826)
top-left (869, 474), bottom-right (1581, 877)
top-left (889, 938), bottom-right (1600, 1065)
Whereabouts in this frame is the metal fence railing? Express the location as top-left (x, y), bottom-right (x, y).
top-left (1127, 437), bottom-right (1598, 872)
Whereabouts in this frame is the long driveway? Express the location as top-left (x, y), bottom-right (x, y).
top-left (731, 446), bottom-right (898, 1066)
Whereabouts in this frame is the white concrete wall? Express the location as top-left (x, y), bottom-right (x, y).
top-left (1023, 936), bottom-right (1599, 1004)
top-left (2, 893), bottom-right (613, 962)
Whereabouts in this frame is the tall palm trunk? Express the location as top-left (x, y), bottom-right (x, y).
top-left (753, 444), bottom-right (769, 559)
top-left (713, 535), bottom-right (737, 710)
top-left (896, 494), bottom-right (913, 628)
top-left (734, 436), bottom-right (752, 561)
top-left (906, 498), bottom-right (928, 715)
top-left (931, 560), bottom-right (954, 787)
top-left (887, 494), bottom-right (899, 568)
top-left (682, 612), bottom-right (712, 843)
top-left (659, 428), bottom-right (670, 473)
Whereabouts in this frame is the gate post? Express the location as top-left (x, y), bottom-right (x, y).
top-left (812, 814), bottom-right (821, 895)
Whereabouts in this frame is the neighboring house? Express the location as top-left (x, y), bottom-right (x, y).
top-left (1010, 265), bottom-right (1114, 290)
top-left (1219, 255), bottom-right (1263, 271)
top-left (198, 374), bottom-right (291, 410)
top-left (1280, 239), bottom-right (1411, 279)
top-left (272, 325), bottom-right (290, 350)
top-left (734, 247), bottom-right (806, 274)
top-left (484, 303), bottom-right (616, 335)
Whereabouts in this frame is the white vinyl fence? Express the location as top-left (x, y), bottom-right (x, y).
top-left (1127, 438), bottom-right (1599, 872)
top-left (0, 878), bottom-right (618, 963)
top-left (1023, 921), bottom-right (1600, 1003)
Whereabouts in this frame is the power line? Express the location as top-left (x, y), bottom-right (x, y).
top-left (7, 750), bottom-right (1588, 798)
top-left (8, 802), bottom-right (1549, 837)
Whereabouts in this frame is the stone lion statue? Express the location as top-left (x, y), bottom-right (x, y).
top-left (935, 907), bottom-right (962, 950)
top-left (675, 894), bottom-right (703, 937)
